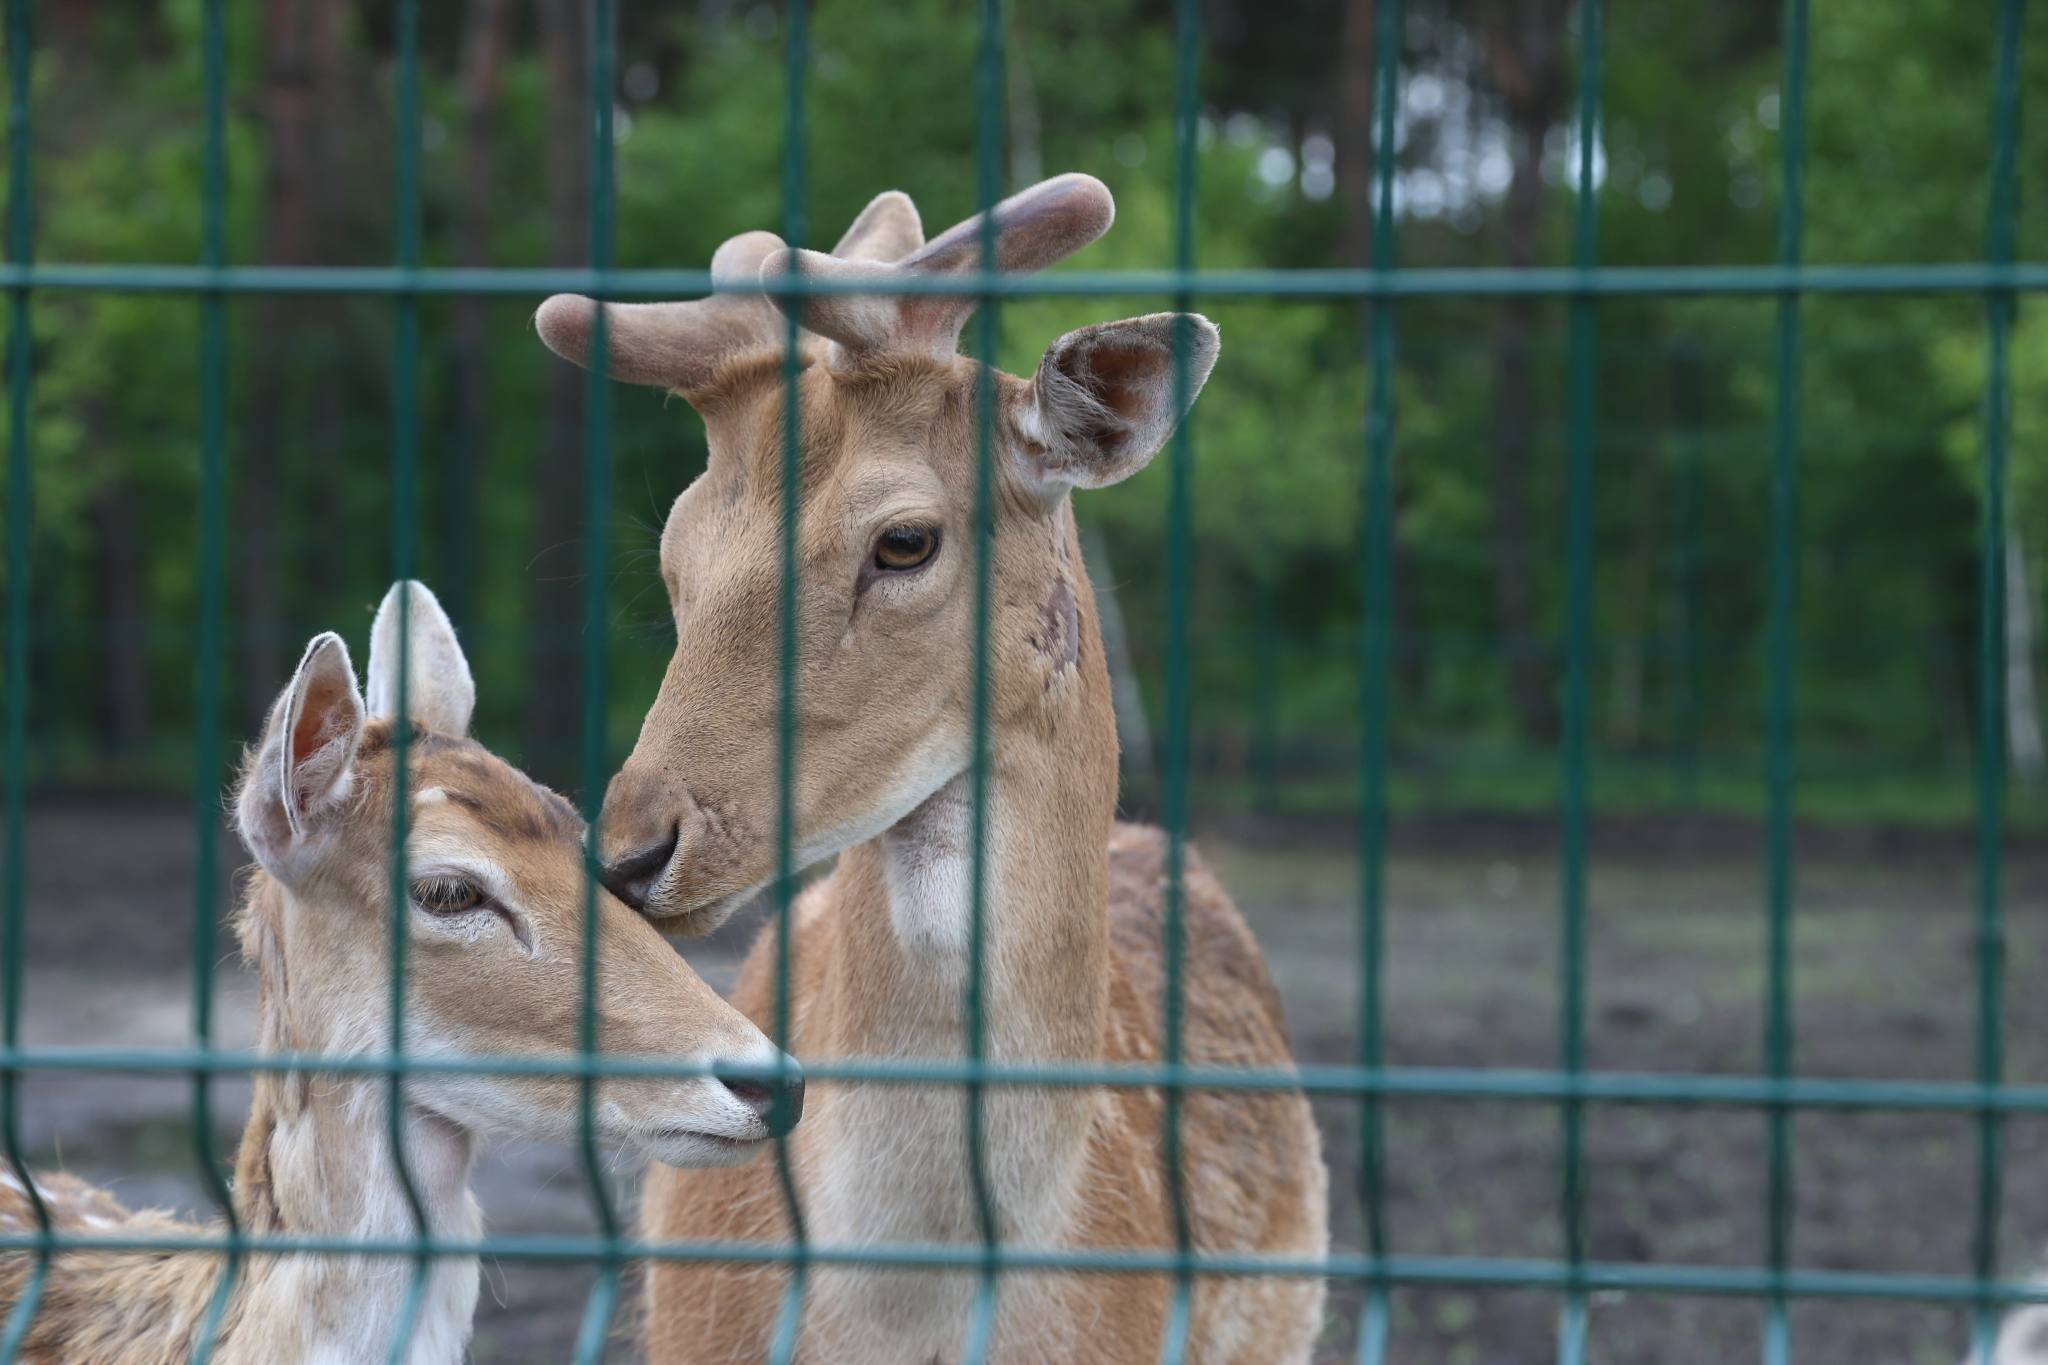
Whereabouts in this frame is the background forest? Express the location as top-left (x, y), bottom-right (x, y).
top-left (5, 0), bottom-right (2046, 831)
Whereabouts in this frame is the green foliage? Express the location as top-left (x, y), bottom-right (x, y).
top-left (1, 0), bottom-right (2039, 829)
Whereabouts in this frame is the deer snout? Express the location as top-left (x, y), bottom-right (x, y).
top-left (720, 1061), bottom-right (805, 1138)
top-left (600, 768), bottom-right (760, 932)
top-left (600, 826), bottom-right (678, 911)
top-left (598, 759), bottom-right (691, 911)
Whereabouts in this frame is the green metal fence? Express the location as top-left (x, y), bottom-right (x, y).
top-left (0, 0), bottom-right (2039, 1362)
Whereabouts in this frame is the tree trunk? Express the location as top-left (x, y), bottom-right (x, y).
top-left (1481, 0), bottom-right (1571, 745)
top-left (1334, 0), bottom-right (1376, 273)
top-left (2007, 519), bottom-right (2045, 782)
top-left (448, 0), bottom-right (514, 636)
top-left (1610, 417), bottom-right (1660, 748)
top-left (298, 1), bottom-right (350, 607)
top-left (525, 0), bottom-right (590, 783)
top-left (87, 474), bottom-right (149, 757)
top-left (239, 0), bottom-right (326, 724)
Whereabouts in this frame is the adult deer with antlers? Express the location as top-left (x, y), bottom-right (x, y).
top-left (538, 174), bottom-right (1328, 1363)
top-left (0, 583), bottom-right (800, 1364)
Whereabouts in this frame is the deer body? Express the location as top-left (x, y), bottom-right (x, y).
top-left (0, 1035), bottom-right (484, 1365)
top-left (539, 175), bottom-right (1329, 1362)
top-left (0, 583), bottom-right (798, 1365)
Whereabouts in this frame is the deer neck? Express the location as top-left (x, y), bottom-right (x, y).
top-left (804, 516), bottom-right (1116, 1258)
top-left (222, 895), bottom-right (483, 1365)
top-left (830, 536), bottom-right (1115, 1058)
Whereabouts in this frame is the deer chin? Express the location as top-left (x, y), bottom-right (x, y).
top-left (636, 1127), bottom-right (772, 1170)
top-left (642, 875), bottom-right (770, 936)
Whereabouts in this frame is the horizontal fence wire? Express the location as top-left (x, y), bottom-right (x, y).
top-left (2, 262), bottom-right (2048, 297)
top-left (0, 0), bottom-right (2037, 1359)
top-left (0, 1227), bottom-right (2047, 1306)
top-left (12, 1049), bottom-right (2048, 1109)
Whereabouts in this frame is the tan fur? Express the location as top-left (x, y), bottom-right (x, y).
top-left (0, 601), bottom-right (783, 1364)
top-left (544, 178), bottom-right (1329, 1362)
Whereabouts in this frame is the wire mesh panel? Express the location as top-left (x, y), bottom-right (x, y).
top-left (0, 0), bottom-right (2039, 1362)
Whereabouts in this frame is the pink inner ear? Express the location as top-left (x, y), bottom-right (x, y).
top-left (290, 673), bottom-right (347, 771)
top-left (1076, 343), bottom-right (1166, 420)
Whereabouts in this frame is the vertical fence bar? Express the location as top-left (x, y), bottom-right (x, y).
top-left (382, 4), bottom-right (431, 1360)
top-left (1156, 0), bottom-right (1202, 1358)
top-left (571, 2), bottom-right (623, 1358)
top-left (187, 0), bottom-right (238, 1357)
top-left (1971, 0), bottom-right (2025, 1357)
top-left (1762, 3), bottom-right (1810, 1361)
top-left (0, 0), bottom-right (41, 1354)
top-left (1355, 0), bottom-right (1403, 1359)
top-left (763, 2), bottom-right (814, 1358)
top-left (960, 0), bottom-right (1007, 1358)
top-left (1161, 0), bottom-right (1199, 1341)
top-left (1557, 2), bottom-right (1603, 1360)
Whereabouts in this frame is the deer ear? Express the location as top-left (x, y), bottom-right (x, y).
top-left (366, 580), bottom-right (474, 738)
top-left (237, 632), bottom-right (364, 880)
top-left (1012, 313), bottom-right (1219, 497)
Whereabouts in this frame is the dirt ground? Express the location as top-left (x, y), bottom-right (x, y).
top-left (7, 800), bottom-right (2046, 1363)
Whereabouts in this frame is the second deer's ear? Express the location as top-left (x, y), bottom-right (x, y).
top-left (236, 632), bottom-right (365, 879)
top-left (366, 580), bottom-right (475, 738)
top-left (1012, 313), bottom-right (1220, 498)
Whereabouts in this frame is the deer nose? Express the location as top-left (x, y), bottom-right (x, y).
top-left (600, 825), bottom-right (679, 911)
top-left (722, 1062), bottom-right (805, 1138)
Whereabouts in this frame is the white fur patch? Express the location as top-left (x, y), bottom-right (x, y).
top-left (879, 775), bottom-right (974, 959)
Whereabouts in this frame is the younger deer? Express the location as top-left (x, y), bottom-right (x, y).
top-left (0, 581), bottom-right (801, 1364)
top-left (539, 176), bottom-right (1328, 1362)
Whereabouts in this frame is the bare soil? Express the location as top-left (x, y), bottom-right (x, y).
top-left (8, 799), bottom-right (2046, 1363)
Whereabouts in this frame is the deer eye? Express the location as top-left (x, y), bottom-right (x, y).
top-left (409, 876), bottom-right (485, 916)
top-left (874, 525), bottom-right (939, 572)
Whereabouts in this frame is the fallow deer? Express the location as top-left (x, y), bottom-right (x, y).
top-left (537, 174), bottom-right (1329, 1362)
top-left (0, 581), bottom-right (801, 1364)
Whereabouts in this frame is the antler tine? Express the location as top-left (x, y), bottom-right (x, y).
top-left (759, 173), bottom-right (1116, 360)
top-left (832, 190), bottom-right (925, 263)
top-left (534, 228), bottom-right (790, 394)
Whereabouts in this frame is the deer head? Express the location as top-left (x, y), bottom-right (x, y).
top-left (233, 581), bottom-right (802, 1165)
top-left (536, 174), bottom-right (1217, 932)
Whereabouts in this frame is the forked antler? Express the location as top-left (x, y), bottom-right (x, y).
top-left (534, 188), bottom-right (924, 392)
top-left (760, 172), bottom-right (1113, 359)
top-left (534, 174), bottom-right (1112, 392)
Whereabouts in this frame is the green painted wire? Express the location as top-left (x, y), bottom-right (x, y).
top-left (186, 0), bottom-right (238, 1358)
top-left (764, 4), bottom-right (814, 1360)
top-left (1355, 0), bottom-right (1404, 1360)
top-left (571, 3), bottom-right (624, 1360)
top-left (1762, 3), bottom-right (1810, 1363)
top-left (9, 1221), bottom-right (2048, 1307)
top-left (1157, 0), bottom-right (1202, 1359)
top-left (14, 1048), bottom-right (2048, 1110)
top-left (7, 260), bottom-right (2048, 300)
top-left (960, 1), bottom-right (1006, 1359)
top-left (1557, 1), bottom-right (1604, 1360)
top-left (1972, 1), bottom-right (2026, 1359)
top-left (0, 0), bottom-right (43, 1357)
top-left (382, 3), bottom-right (431, 1360)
